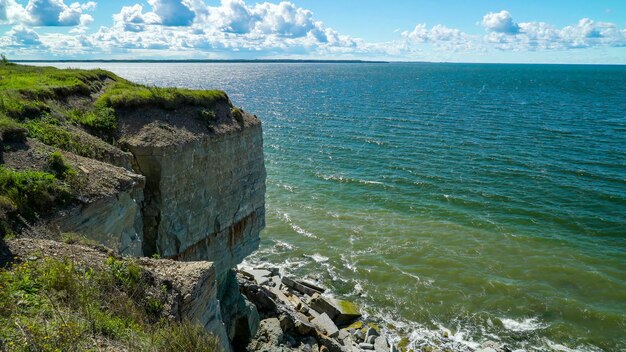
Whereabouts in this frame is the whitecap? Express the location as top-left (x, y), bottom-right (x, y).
top-left (500, 317), bottom-right (548, 332)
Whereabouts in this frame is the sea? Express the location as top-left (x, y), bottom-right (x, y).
top-left (34, 62), bottom-right (626, 351)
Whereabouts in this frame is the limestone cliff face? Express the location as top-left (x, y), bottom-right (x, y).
top-left (48, 96), bottom-right (265, 351)
top-left (120, 104), bottom-right (266, 279)
top-left (55, 186), bottom-right (145, 256)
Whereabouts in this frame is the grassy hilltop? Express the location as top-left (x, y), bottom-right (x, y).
top-left (0, 60), bottom-right (229, 351)
top-left (0, 61), bottom-right (229, 236)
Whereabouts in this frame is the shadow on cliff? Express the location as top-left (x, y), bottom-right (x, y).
top-left (0, 237), bottom-right (14, 268)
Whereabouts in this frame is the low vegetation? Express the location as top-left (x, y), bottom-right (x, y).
top-left (0, 167), bottom-right (74, 236)
top-left (0, 255), bottom-right (220, 351)
top-left (97, 80), bottom-right (228, 110)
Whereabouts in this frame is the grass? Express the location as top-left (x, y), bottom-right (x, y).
top-left (0, 114), bottom-right (27, 142)
top-left (97, 80), bottom-right (228, 110)
top-left (0, 255), bottom-right (221, 351)
top-left (0, 166), bottom-right (74, 235)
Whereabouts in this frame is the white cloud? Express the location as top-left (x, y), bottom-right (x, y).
top-left (483, 13), bottom-right (626, 51)
top-left (0, 0), bottom-right (28, 24)
top-left (147, 0), bottom-right (195, 26)
top-left (482, 10), bottom-right (520, 34)
top-left (7, 24), bottom-right (43, 45)
top-left (25, 0), bottom-right (96, 26)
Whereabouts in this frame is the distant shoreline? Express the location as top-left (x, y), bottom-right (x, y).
top-left (15, 59), bottom-right (625, 66)
top-left (15, 59), bottom-right (390, 64)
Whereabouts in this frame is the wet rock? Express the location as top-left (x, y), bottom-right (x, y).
top-left (479, 341), bottom-right (512, 352)
top-left (311, 313), bottom-right (339, 338)
top-left (374, 336), bottom-right (389, 352)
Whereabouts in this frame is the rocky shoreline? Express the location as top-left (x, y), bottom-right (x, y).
top-left (237, 267), bottom-right (511, 352)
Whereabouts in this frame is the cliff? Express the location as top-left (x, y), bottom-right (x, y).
top-left (0, 63), bottom-right (265, 351)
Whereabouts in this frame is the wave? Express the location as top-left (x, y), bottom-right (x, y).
top-left (315, 173), bottom-right (385, 186)
top-left (499, 317), bottom-right (548, 332)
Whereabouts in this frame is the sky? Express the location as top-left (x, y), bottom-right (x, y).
top-left (0, 0), bottom-right (625, 63)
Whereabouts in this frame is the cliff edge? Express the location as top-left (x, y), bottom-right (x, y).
top-left (0, 62), bottom-right (265, 351)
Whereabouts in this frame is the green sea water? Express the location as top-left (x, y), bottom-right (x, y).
top-left (40, 63), bottom-right (626, 351)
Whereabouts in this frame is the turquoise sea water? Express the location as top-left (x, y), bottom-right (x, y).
top-left (39, 63), bottom-right (625, 351)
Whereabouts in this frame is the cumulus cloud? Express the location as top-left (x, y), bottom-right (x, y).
top-left (147, 0), bottom-right (195, 26)
top-left (0, 0), bottom-right (28, 24)
top-left (7, 24), bottom-right (43, 45)
top-left (24, 0), bottom-right (96, 26)
top-left (482, 12), bottom-right (626, 50)
top-left (482, 10), bottom-right (519, 34)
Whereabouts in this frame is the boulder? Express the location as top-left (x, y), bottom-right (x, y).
top-left (374, 336), bottom-right (389, 352)
top-left (316, 332), bottom-right (345, 352)
top-left (294, 312), bottom-right (316, 336)
top-left (359, 343), bottom-right (375, 350)
top-left (309, 294), bottom-right (361, 325)
top-left (283, 276), bottom-right (321, 296)
top-left (311, 313), bottom-right (339, 338)
top-left (240, 269), bottom-right (272, 286)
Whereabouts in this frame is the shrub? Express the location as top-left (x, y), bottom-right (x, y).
top-left (0, 115), bottom-right (27, 142)
top-left (48, 151), bottom-right (77, 180)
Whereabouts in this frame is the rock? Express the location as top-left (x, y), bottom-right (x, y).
top-left (255, 267), bottom-right (280, 276)
top-left (390, 345), bottom-right (398, 352)
top-left (479, 341), bottom-right (511, 352)
top-left (240, 284), bottom-right (277, 311)
top-left (297, 279), bottom-right (326, 293)
top-left (338, 329), bottom-right (351, 342)
top-left (309, 294), bottom-right (361, 325)
top-left (279, 314), bottom-right (295, 332)
top-left (359, 343), bottom-right (375, 350)
top-left (240, 269), bottom-right (272, 286)
top-left (247, 318), bottom-right (291, 351)
top-left (374, 336), bottom-right (389, 352)
top-left (311, 313), bottom-right (339, 338)
top-left (283, 276), bottom-right (321, 296)
top-left (294, 313), bottom-right (316, 336)
top-left (365, 327), bottom-right (379, 340)
top-left (320, 346), bottom-right (329, 352)
top-left (366, 335), bottom-right (376, 344)
top-left (316, 332), bottom-right (345, 352)
top-left (475, 348), bottom-right (497, 352)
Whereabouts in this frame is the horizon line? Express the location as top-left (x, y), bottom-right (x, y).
top-left (12, 59), bottom-right (626, 66)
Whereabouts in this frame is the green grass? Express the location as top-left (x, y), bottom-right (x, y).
top-left (47, 151), bottom-right (77, 180)
top-left (24, 118), bottom-right (112, 160)
top-left (0, 114), bottom-right (27, 142)
top-left (97, 80), bottom-right (228, 110)
top-left (0, 255), bottom-right (221, 351)
top-left (0, 64), bottom-right (115, 119)
top-left (0, 166), bottom-right (74, 234)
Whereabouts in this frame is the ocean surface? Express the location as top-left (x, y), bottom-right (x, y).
top-left (37, 62), bottom-right (626, 351)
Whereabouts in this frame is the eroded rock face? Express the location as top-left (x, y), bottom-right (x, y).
top-left (54, 188), bottom-right (145, 256)
top-left (123, 107), bottom-right (266, 280)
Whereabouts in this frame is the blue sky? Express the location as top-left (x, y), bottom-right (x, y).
top-left (1, 0), bottom-right (625, 63)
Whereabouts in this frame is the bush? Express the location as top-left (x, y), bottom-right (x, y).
top-left (48, 151), bottom-right (77, 180)
top-left (0, 115), bottom-right (27, 142)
